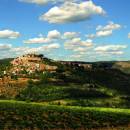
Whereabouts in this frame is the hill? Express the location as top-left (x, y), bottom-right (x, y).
top-left (0, 55), bottom-right (130, 108)
top-left (0, 55), bottom-right (130, 129)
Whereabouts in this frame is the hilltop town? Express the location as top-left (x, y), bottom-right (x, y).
top-left (10, 54), bottom-right (57, 75)
top-left (0, 53), bottom-right (93, 81)
top-left (0, 54), bottom-right (58, 89)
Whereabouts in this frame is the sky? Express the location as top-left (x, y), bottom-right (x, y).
top-left (0, 0), bottom-right (130, 61)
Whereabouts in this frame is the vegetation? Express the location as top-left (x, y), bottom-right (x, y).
top-left (0, 58), bottom-right (12, 77)
top-left (16, 81), bottom-right (130, 108)
top-left (0, 100), bottom-right (130, 129)
top-left (1, 58), bottom-right (130, 129)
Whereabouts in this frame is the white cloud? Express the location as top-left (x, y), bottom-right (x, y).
top-left (24, 37), bottom-right (51, 44)
top-left (96, 30), bottom-right (112, 37)
top-left (63, 32), bottom-right (79, 39)
top-left (40, 1), bottom-right (105, 24)
top-left (0, 29), bottom-right (20, 39)
top-left (65, 38), bottom-right (93, 50)
top-left (87, 22), bottom-right (122, 38)
top-left (19, 0), bottom-right (52, 5)
top-left (0, 44), bottom-right (12, 50)
top-left (47, 30), bottom-right (61, 39)
top-left (70, 54), bottom-right (83, 59)
top-left (64, 37), bottom-right (93, 53)
top-left (95, 45), bottom-right (127, 52)
top-left (7, 42), bottom-right (60, 57)
top-left (95, 45), bottom-right (127, 55)
top-left (73, 47), bottom-right (86, 52)
top-left (19, 0), bottom-right (81, 5)
top-left (108, 51), bottom-right (124, 55)
top-left (96, 21), bottom-right (121, 31)
top-left (39, 43), bottom-right (60, 50)
top-left (24, 30), bottom-right (61, 44)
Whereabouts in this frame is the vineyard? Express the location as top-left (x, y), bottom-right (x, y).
top-left (0, 100), bottom-right (130, 129)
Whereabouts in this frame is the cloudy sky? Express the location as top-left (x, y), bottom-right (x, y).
top-left (0, 0), bottom-right (130, 61)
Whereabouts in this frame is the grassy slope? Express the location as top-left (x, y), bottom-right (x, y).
top-left (0, 100), bottom-right (130, 129)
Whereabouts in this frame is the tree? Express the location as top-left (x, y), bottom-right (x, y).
top-left (40, 72), bottom-right (51, 84)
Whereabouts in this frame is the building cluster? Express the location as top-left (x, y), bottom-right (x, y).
top-left (10, 54), bottom-right (57, 75)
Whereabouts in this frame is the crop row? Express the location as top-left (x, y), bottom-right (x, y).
top-left (0, 100), bottom-right (130, 129)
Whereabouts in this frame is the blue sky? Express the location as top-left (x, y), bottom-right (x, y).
top-left (0, 0), bottom-right (129, 61)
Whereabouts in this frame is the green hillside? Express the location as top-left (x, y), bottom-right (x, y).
top-left (0, 100), bottom-right (130, 129)
top-left (1, 58), bottom-right (130, 129)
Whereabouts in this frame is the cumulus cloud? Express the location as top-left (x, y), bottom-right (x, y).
top-left (95, 45), bottom-right (127, 55)
top-left (40, 1), bottom-right (105, 24)
top-left (64, 37), bottom-right (93, 53)
top-left (73, 47), bottom-right (86, 52)
top-left (87, 22), bottom-right (122, 38)
top-left (24, 37), bottom-right (51, 44)
top-left (4, 42), bottom-right (60, 58)
top-left (41, 43), bottom-right (60, 50)
top-left (96, 21), bottom-right (121, 31)
top-left (95, 45), bottom-right (127, 52)
top-left (19, 0), bottom-right (53, 5)
top-left (0, 29), bottom-right (20, 39)
top-left (0, 44), bottom-right (12, 51)
top-left (70, 54), bottom-right (83, 59)
top-left (21, 29), bottom-right (127, 61)
top-left (47, 30), bottom-right (61, 39)
top-left (24, 30), bottom-right (61, 44)
top-left (65, 38), bottom-right (93, 49)
top-left (23, 43), bottom-right (60, 53)
top-left (96, 30), bottom-right (112, 37)
top-left (63, 32), bottom-right (79, 39)
top-left (19, 0), bottom-right (80, 5)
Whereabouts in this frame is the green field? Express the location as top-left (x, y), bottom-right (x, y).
top-left (0, 100), bottom-right (130, 129)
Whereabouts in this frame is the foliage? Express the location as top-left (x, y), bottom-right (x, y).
top-left (39, 72), bottom-right (52, 84)
top-left (17, 82), bottom-right (112, 102)
top-left (0, 58), bottom-right (12, 77)
top-left (0, 100), bottom-right (130, 129)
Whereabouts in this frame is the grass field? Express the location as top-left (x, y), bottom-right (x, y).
top-left (0, 100), bottom-right (130, 129)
